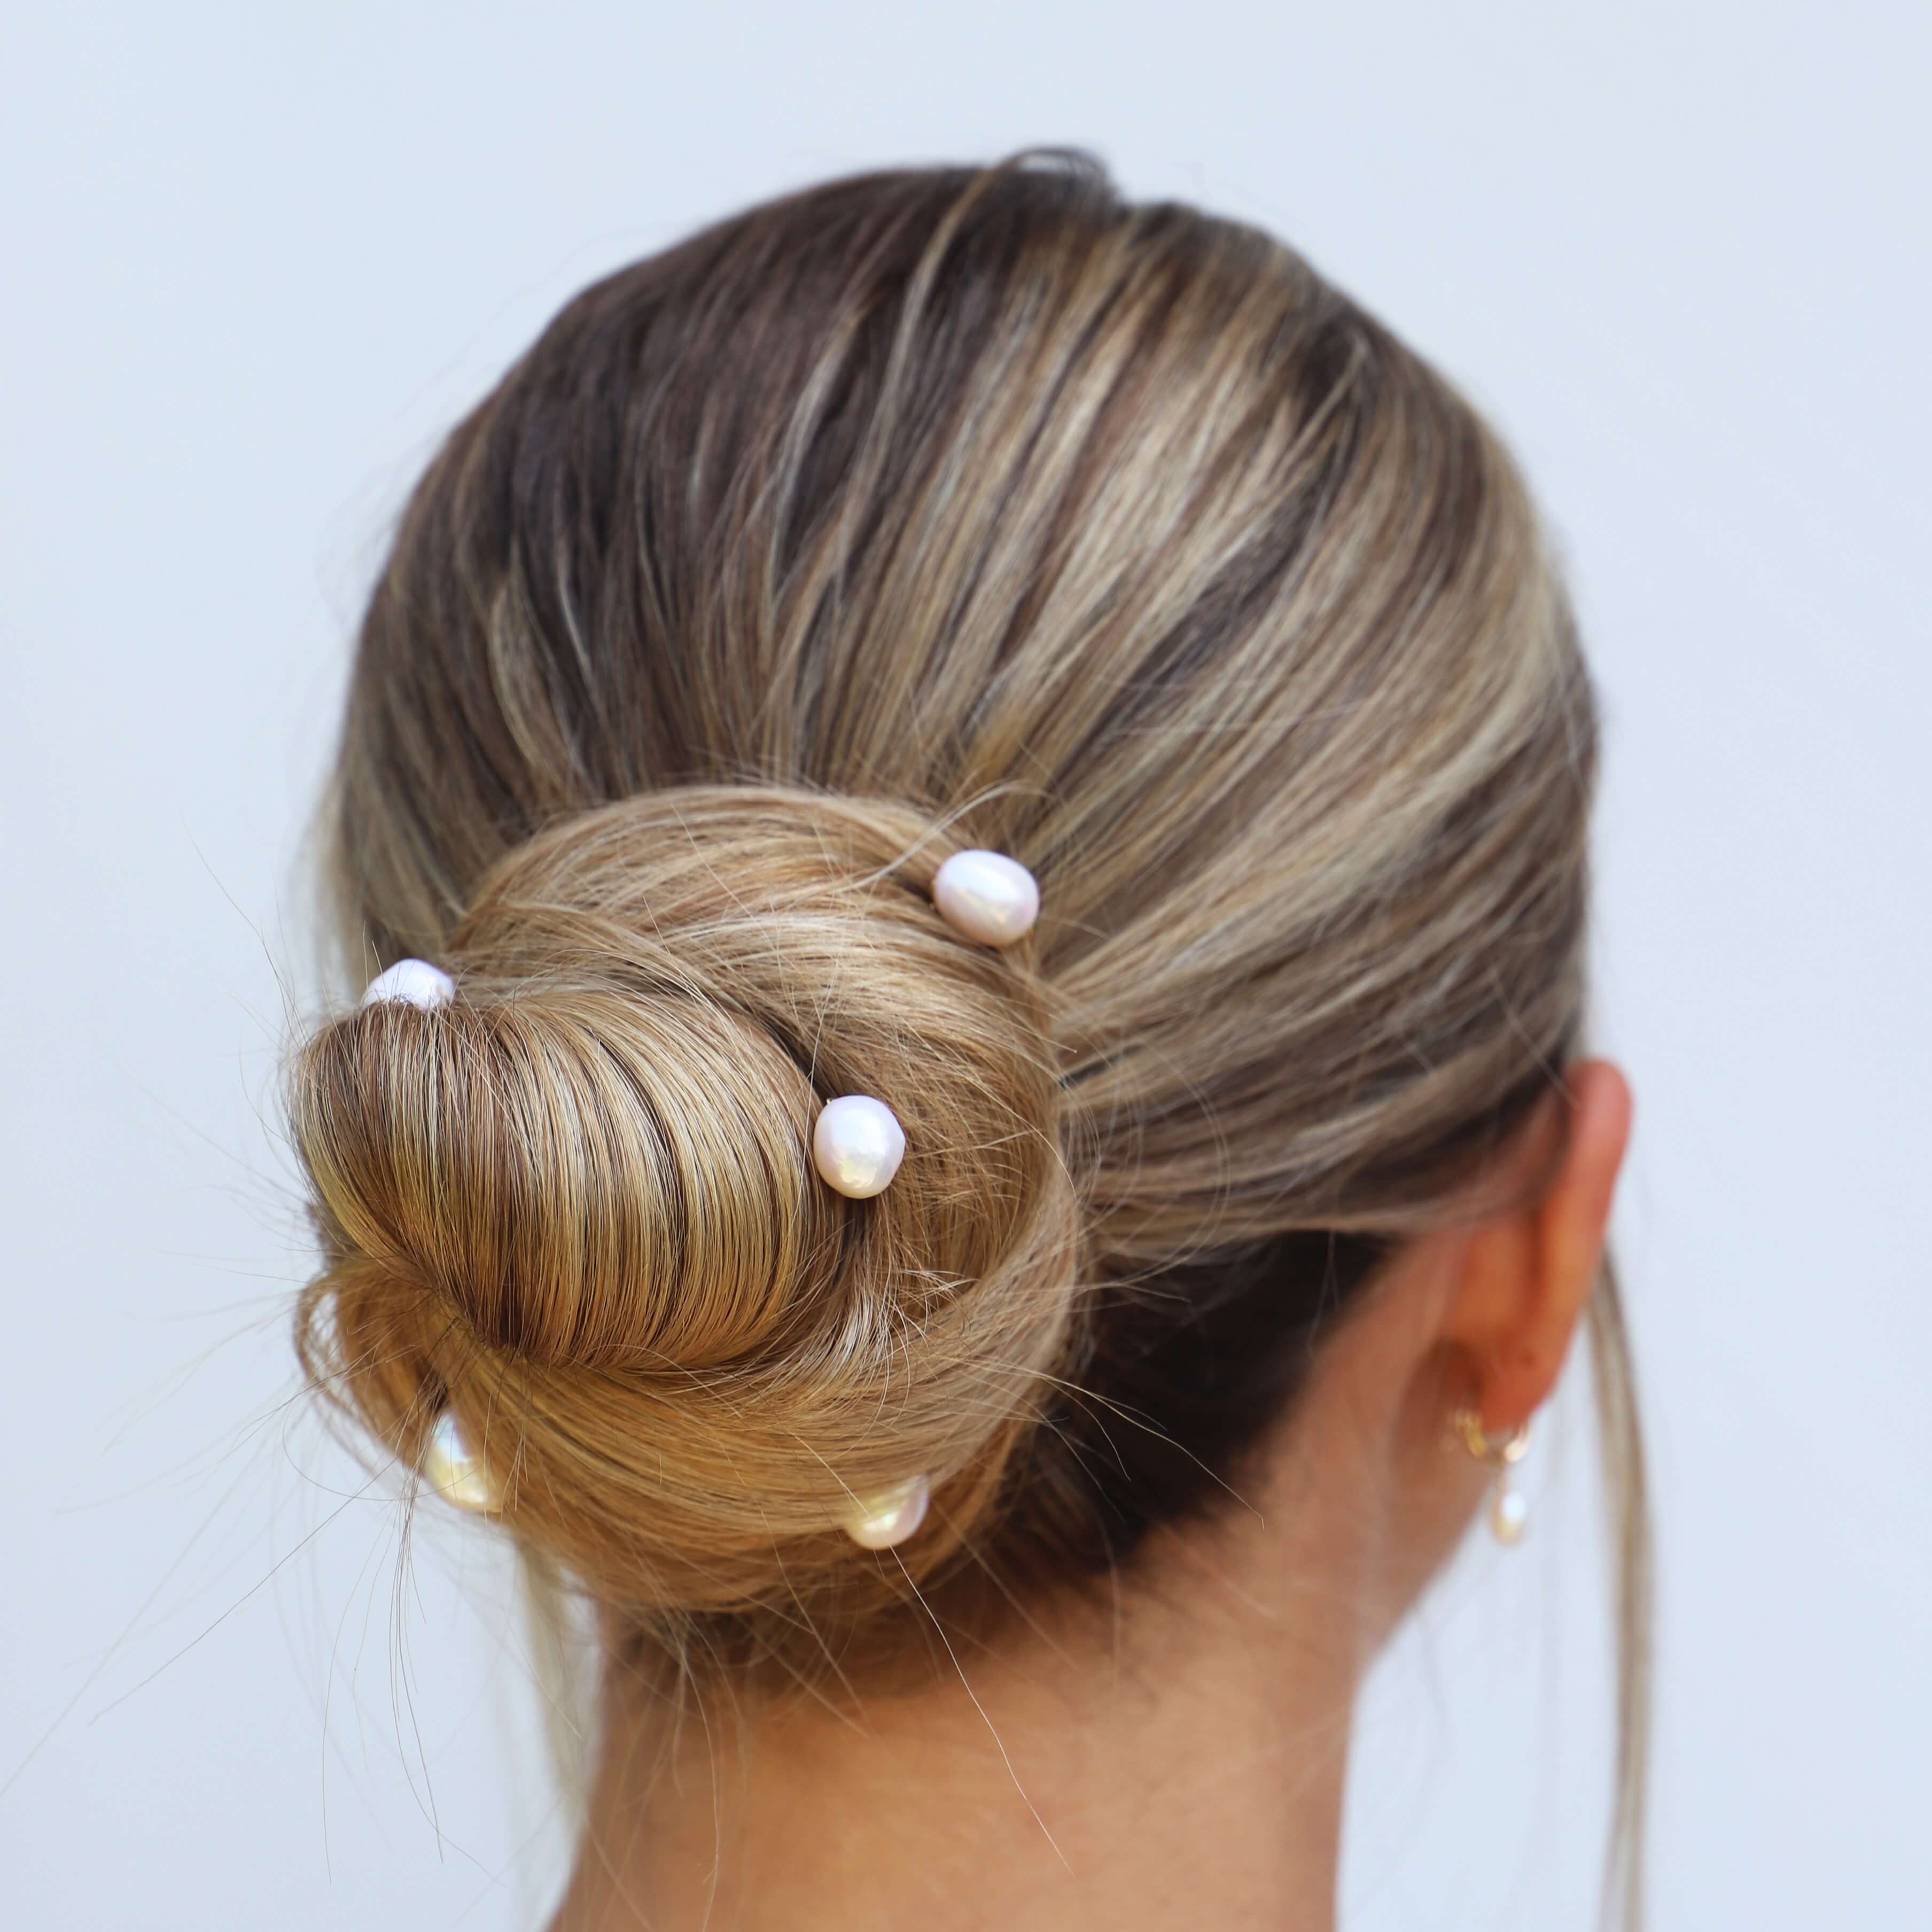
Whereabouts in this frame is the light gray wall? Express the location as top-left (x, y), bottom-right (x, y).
top-left (3, 4), bottom-right (1926, 1926)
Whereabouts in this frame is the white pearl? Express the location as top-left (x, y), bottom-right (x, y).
top-left (1491, 1484), bottom-right (1530, 1545)
top-left (932, 850), bottom-right (1040, 948)
top-left (361, 958), bottom-right (456, 1010)
top-left (421, 1409), bottom-right (498, 1513)
top-left (844, 1474), bottom-right (931, 1550)
top-left (812, 1095), bottom-right (906, 1198)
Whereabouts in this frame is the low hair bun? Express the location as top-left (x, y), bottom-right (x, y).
top-left (291, 786), bottom-right (1079, 1639)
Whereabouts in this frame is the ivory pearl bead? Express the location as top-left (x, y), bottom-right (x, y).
top-left (812, 1095), bottom-right (906, 1198)
top-left (931, 850), bottom-right (1040, 948)
top-left (1491, 1484), bottom-right (1530, 1545)
top-left (361, 958), bottom-right (456, 1010)
top-left (845, 1474), bottom-right (932, 1550)
top-left (421, 1410), bottom-right (498, 1513)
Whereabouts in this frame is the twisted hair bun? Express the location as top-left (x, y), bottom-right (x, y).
top-left (292, 786), bottom-right (1078, 1623)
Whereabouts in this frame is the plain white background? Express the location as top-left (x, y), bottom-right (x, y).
top-left (3, 4), bottom-right (1927, 1926)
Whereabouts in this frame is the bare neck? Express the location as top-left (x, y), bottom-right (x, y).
top-left (546, 1502), bottom-right (1374, 1932)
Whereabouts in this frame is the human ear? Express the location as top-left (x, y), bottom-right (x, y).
top-left (1441, 1059), bottom-right (1632, 1436)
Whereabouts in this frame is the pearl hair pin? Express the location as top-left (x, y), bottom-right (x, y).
top-left (420, 1409), bottom-right (500, 1513)
top-left (931, 850), bottom-right (1040, 948)
top-left (812, 1094), bottom-right (906, 1198)
top-left (843, 1473), bottom-right (931, 1550)
top-left (805, 850), bottom-right (1040, 1203)
top-left (362, 958), bottom-right (456, 1010)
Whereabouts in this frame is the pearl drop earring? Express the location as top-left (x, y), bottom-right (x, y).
top-left (931, 850), bottom-right (1039, 948)
top-left (843, 1474), bottom-right (931, 1549)
top-left (1451, 1406), bottom-right (1532, 1545)
top-left (420, 1409), bottom-right (500, 1513)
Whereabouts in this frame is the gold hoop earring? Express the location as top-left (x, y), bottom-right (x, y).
top-left (1451, 1407), bottom-right (1532, 1545)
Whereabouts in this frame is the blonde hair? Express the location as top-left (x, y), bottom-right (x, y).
top-left (289, 155), bottom-right (1646, 1913)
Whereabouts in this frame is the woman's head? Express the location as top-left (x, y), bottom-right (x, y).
top-left (289, 157), bottom-right (1633, 1710)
